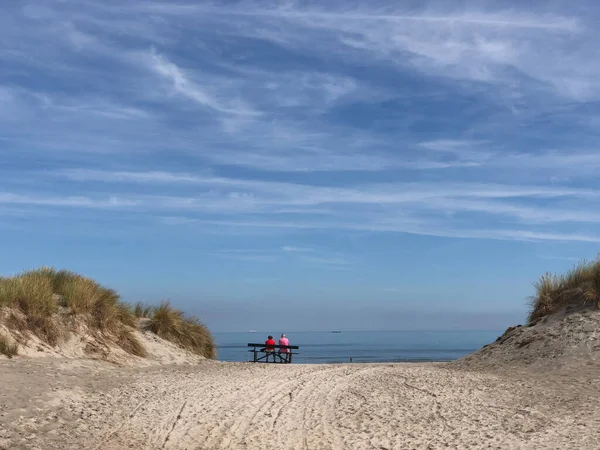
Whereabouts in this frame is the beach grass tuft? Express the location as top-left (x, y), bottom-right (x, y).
top-left (133, 302), bottom-right (154, 318)
top-left (529, 256), bottom-right (600, 324)
top-left (149, 301), bottom-right (216, 358)
top-left (0, 335), bottom-right (18, 358)
top-left (0, 269), bottom-right (62, 344)
top-left (117, 328), bottom-right (148, 357)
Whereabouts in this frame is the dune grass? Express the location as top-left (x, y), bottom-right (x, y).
top-left (529, 257), bottom-right (600, 324)
top-left (0, 267), bottom-right (216, 359)
top-left (149, 301), bottom-right (216, 359)
top-left (0, 335), bottom-right (18, 358)
top-left (133, 302), bottom-right (154, 318)
top-left (0, 268), bottom-right (145, 356)
top-left (0, 269), bottom-right (61, 344)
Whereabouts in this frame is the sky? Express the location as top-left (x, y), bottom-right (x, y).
top-left (1, 0), bottom-right (599, 332)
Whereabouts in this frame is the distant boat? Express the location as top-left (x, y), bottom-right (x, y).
top-left (248, 330), bottom-right (257, 333)
top-left (331, 330), bottom-right (342, 333)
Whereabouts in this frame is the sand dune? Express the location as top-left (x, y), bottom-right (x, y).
top-left (2, 358), bottom-right (600, 449)
top-left (458, 308), bottom-right (600, 371)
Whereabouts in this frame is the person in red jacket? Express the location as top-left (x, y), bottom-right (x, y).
top-left (265, 335), bottom-right (276, 361)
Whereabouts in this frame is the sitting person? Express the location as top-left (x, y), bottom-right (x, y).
top-left (278, 333), bottom-right (290, 362)
top-left (265, 335), bottom-right (276, 361)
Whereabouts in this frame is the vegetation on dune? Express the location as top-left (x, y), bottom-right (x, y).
top-left (529, 257), bottom-right (600, 324)
top-left (0, 269), bottom-right (62, 345)
top-left (0, 267), bottom-right (215, 359)
top-left (133, 302), bottom-right (154, 319)
top-left (0, 267), bottom-right (145, 356)
top-left (149, 301), bottom-right (216, 359)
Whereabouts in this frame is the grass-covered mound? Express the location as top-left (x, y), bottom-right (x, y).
top-left (135, 301), bottom-right (216, 359)
top-left (529, 257), bottom-right (600, 324)
top-left (458, 256), bottom-right (600, 370)
top-left (0, 267), bottom-right (215, 360)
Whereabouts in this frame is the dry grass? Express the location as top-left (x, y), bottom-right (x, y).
top-left (149, 301), bottom-right (216, 358)
top-left (0, 335), bottom-right (18, 358)
top-left (0, 268), bottom-right (144, 356)
top-left (0, 270), bottom-right (56, 316)
top-left (133, 302), bottom-right (154, 318)
top-left (0, 270), bottom-right (61, 344)
top-left (529, 257), bottom-right (600, 324)
top-left (0, 267), bottom-right (216, 360)
top-left (117, 328), bottom-right (147, 357)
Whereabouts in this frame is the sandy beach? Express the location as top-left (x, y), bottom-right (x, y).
top-left (2, 358), bottom-right (600, 450)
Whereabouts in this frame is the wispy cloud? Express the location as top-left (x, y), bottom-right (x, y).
top-left (139, 2), bottom-right (592, 101)
top-left (537, 255), bottom-right (580, 262)
top-left (145, 50), bottom-right (259, 116)
top-left (2, 0), bottom-right (600, 249)
top-left (0, 192), bottom-right (140, 208)
top-left (10, 169), bottom-right (598, 244)
top-left (208, 246), bottom-right (350, 269)
top-left (281, 246), bottom-right (314, 253)
top-left (158, 218), bottom-right (600, 244)
top-left (382, 287), bottom-right (399, 293)
top-left (209, 249), bottom-right (278, 263)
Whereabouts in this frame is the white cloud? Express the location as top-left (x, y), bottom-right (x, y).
top-left (52, 169), bottom-right (600, 206)
top-left (298, 254), bottom-right (350, 266)
top-left (154, 217), bottom-right (600, 243)
top-left (495, 151), bottom-right (600, 171)
top-left (5, 1), bottom-right (598, 173)
top-left (209, 250), bottom-right (278, 263)
top-left (122, 3), bottom-right (589, 100)
top-left (16, 167), bottom-right (600, 242)
top-left (0, 193), bottom-right (140, 208)
top-left (145, 50), bottom-right (258, 116)
top-left (208, 246), bottom-right (350, 268)
top-left (537, 255), bottom-right (580, 262)
top-left (281, 246), bottom-right (314, 253)
top-left (2, 0), bottom-right (600, 247)
top-left (263, 5), bottom-right (592, 100)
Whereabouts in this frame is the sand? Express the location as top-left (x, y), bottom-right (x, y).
top-left (457, 308), bottom-right (600, 372)
top-left (0, 310), bottom-right (206, 366)
top-left (2, 358), bottom-right (600, 450)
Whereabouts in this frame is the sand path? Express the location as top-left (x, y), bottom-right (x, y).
top-left (2, 359), bottom-right (600, 449)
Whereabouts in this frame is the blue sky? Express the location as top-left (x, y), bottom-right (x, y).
top-left (1, 1), bottom-right (599, 332)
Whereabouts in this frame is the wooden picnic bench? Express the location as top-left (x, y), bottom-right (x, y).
top-left (248, 343), bottom-right (299, 364)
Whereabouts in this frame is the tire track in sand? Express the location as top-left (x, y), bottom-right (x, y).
top-left (182, 365), bottom-right (347, 449)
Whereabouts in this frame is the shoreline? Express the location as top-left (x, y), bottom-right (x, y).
top-left (213, 330), bottom-right (500, 366)
top-left (216, 358), bottom-right (457, 365)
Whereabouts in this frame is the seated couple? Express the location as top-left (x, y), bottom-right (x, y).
top-left (264, 334), bottom-right (290, 362)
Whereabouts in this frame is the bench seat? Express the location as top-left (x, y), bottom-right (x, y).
top-left (247, 343), bottom-right (300, 363)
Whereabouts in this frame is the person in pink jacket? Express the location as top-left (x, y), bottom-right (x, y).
top-left (278, 334), bottom-right (290, 362)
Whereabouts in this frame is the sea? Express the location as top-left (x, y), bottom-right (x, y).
top-left (213, 330), bottom-right (502, 364)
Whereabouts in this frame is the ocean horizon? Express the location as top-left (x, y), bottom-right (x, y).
top-left (213, 330), bottom-right (502, 364)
